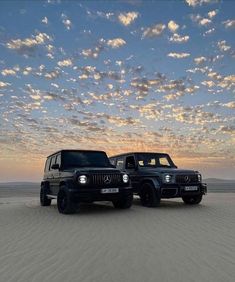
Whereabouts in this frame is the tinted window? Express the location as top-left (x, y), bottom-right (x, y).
top-left (63, 151), bottom-right (111, 168)
top-left (116, 157), bottom-right (124, 170)
top-left (159, 157), bottom-right (170, 166)
top-left (50, 156), bottom-right (56, 170)
top-left (125, 156), bottom-right (136, 169)
top-left (137, 153), bottom-right (174, 168)
top-left (56, 154), bottom-right (61, 166)
top-left (109, 158), bottom-right (116, 166)
top-left (44, 158), bottom-right (51, 172)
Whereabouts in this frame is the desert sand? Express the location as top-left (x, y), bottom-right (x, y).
top-left (0, 189), bottom-right (235, 282)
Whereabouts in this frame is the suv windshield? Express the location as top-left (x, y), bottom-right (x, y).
top-left (137, 153), bottom-right (175, 168)
top-left (63, 151), bottom-right (112, 168)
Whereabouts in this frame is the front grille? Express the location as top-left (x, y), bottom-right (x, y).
top-left (91, 174), bottom-right (122, 186)
top-left (176, 174), bottom-right (199, 184)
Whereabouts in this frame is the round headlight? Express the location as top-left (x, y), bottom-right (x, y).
top-left (123, 174), bottom-right (129, 183)
top-left (197, 174), bottom-right (202, 182)
top-left (78, 175), bottom-right (87, 184)
top-left (164, 174), bottom-right (172, 183)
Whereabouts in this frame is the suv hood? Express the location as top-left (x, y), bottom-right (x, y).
top-left (68, 167), bottom-right (122, 174)
top-left (141, 167), bottom-right (198, 174)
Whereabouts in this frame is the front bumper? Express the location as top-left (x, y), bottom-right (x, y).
top-left (160, 183), bottom-right (207, 199)
top-left (68, 186), bottom-right (133, 203)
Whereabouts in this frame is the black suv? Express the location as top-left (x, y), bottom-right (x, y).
top-left (40, 150), bottom-right (133, 214)
top-left (110, 152), bottom-right (207, 207)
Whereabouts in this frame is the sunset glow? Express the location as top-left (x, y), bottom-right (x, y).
top-left (0, 0), bottom-right (234, 181)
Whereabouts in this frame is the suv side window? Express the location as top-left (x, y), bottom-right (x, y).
top-left (55, 154), bottom-right (61, 167)
top-left (44, 158), bottom-right (51, 172)
top-left (125, 156), bottom-right (136, 169)
top-left (49, 156), bottom-right (56, 170)
top-left (109, 158), bottom-right (116, 166)
top-left (116, 157), bottom-right (124, 170)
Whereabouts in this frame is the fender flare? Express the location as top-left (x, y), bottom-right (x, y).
top-left (41, 181), bottom-right (50, 188)
top-left (59, 179), bottom-right (74, 192)
top-left (140, 177), bottom-right (161, 191)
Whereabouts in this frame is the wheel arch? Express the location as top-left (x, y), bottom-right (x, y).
top-left (140, 177), bottom-right (160, 191)
top-left (59, 179), bottom-right (74, 191)
top-left (41, 181), bottom-right (50, 188)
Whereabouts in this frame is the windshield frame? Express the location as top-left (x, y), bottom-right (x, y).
top-left (62, 150), bottom-right (113, 169)
top-left (136, 153), bottom-right (176, 169)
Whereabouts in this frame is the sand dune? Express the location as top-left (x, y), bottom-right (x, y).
top-left (0, 192), bottom-right (235, 282)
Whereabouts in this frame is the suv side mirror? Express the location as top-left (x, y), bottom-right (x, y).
top-left (51, 163), bottom-right (60, 170)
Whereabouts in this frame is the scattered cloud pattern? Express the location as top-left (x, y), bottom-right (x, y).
top-left (0, 0), bottom-right (235, 181)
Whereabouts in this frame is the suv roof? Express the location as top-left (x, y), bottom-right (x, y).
top-left (110, 152), bottom-right (170, 158)
top-left (47, 149), bottom-right (106, 159)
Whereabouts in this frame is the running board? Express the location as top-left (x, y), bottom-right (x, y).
top-left (47, 194), bottom-right (57, 199)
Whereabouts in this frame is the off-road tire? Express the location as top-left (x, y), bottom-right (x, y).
top-left (182, 194), bottom-right (203, 205)
top-left (140, 182), bottom-right (160, 207)
top-left (112, 194), bottom-right (133, 209)
top-left (57, 188), bottom-right (77, 214)
top-left (40, 185), bottom-right (51, 206)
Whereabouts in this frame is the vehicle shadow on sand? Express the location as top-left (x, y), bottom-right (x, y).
top-left (132, 196), bottom-right (207, 210)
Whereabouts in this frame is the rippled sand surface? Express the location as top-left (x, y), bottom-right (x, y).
top-left (0, 193), bottom-right (235, 282)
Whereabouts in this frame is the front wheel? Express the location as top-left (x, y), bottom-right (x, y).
top-left (182, 194), bottom-right (203, 205)
top-left (112, 194), bottom-right (133, 209)
top-left (57, 189), bottom-right (77, 214)
top-left (40, 186), bottom-right (51, 206)
top-left (140, 183), bottom-right (160, 207)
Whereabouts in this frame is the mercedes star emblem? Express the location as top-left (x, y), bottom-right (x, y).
top-left (104, 175), bottom-right (111, 184)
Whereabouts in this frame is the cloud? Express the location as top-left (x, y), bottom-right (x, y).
top-left (168, 52), bottom-right (190, 58)
top-left (185, 0), bottom-right (214, 7)
top-left (194, 56), bottom-right (207, 65)
top-left (61, 13), bottom-right (72, 30)
top-left (203, 28), bottom-right (215, 36)
top-left (82, 47), bottom-right (102, 58)
top-left (0, 81), bottom-right (11, 88)
top-left (1, 68), bottom-right (17, 76)
top-left (142, 23), bottom-right (166, 38)
top-left (118, 12), bottom-right (139, 26)
top-left (208, 10), bottom-right (218, 19)
top-left (223, 19), bottom-right (235, 29)
top-left (217, 40), bottom-right (231, 52)
top-left (218, 126), bottom-right (235, 135)
top-left (23, 66), bottom-right (33, 75)
top-left (199, 18), bottom-right (211, 26)
top-left (138, 103), bottom-right (163, 120)
top-left (6, 32), bottom-right (52, 56)
top-left (172, 106), bottom-right (222, 125)
top-left (81, 40), bottom-right (104, 58)
top-left (57, 59), bottom-right (73, 67)
top-left (106, 115), bottom-right (140, 127)
top-left (223, 102), bottom-right (235, 109)
top-left (218, 75), bottom-right (235, 89)
top-left (42, 17), bottom-right (48, 25)
top-left (168, 20), bottom-right (179, 32)
top-left (201, 80), bottom-right (215, 88)
top-left (106, 38), bottom-right (126, 48)
top-left (44, 70), bottom-right (60, 80)
top-left (190, 14), bottom-right (212, 26)
top-left (169, 33), bottom-right (189, 43)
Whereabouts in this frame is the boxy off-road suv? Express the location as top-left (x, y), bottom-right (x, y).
top-left (40, 150), bottom-right (133, 214)
top-left (110, 152), bottom-right (207, 207)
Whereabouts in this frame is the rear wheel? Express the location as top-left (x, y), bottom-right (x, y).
top-left (140, 183), bottom-right (160, 207)
top-left (40, 185), bottom-right (51, 206)
top-left (112, 194), bottom-right (133, 209)
top-left (182, 194), bottom-right (203, 205)
top-left (57, 189), bottom-right (77, 214)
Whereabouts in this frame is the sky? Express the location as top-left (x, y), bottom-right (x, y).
top-left (0, 0), bottom-right (234, 182)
